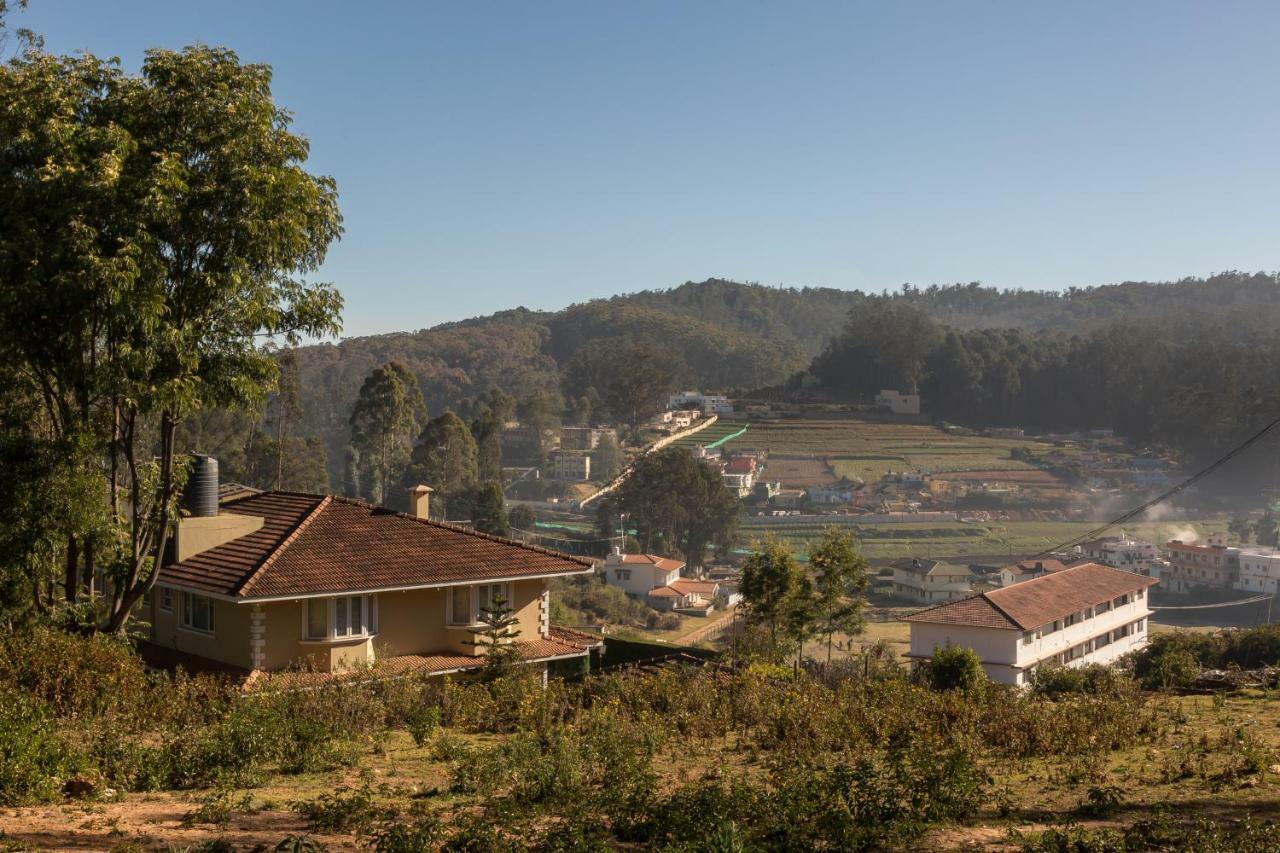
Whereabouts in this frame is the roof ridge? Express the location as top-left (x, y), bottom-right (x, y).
top-left (236, 495), bottom-right (333, 597)
top-left (325, 494), bottom-right (596, 568)
top-left (979, 590), bottom-right (1026, 630)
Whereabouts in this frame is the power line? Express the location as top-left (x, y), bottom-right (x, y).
top-left (1021, 413), bottom-right (1280, 564)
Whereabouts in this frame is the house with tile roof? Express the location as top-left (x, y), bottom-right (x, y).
top-left (146, 483), bottom-right (601, 681)
top-left (999, 558), bottom-right (1073, 587)
top-left (602, 551), bottom-right (686, 598)
top-left (891, 558), bottom-right (972, 604)
top-left (905, 562), bottom-right (1157, 686)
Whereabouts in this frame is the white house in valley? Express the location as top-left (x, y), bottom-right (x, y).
top-left (602, 552), bottom-right (685, 597)
top-left (892, 558), bottom-right (972, 604)
top-left (1233, 547), bottom-right (1280, 595)
top-left (905, 562), bottom-right (1157, 687)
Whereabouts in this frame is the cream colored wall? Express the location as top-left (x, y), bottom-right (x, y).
top-left (257, 578), bottom-right (550, 671)
top-left (151, 592), bottom-right (252, 669)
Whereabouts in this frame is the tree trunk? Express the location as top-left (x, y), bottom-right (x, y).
top-left (64, 535), bottom-right (79, 603)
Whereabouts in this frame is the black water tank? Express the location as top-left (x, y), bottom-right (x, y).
top-left (182, 455), bottom-right (219, 518)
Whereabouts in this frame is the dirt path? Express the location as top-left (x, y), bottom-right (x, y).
top-left (0, 794), bottom-right (352, 851)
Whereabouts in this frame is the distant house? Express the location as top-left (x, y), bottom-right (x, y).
top-left (602, 552), bottom-right (685, 597)
top-left (1234, 547), bottom-right (1280, 595)
top-left (772, 488), bottom-right (806, 508)
top-left (891, 558), bottom-right (972, 604)
top-left (148, 482), bottom-right (600, 681)
top-left (668, 391), bottom-right (732, 415)
top-left (601, 552), bottom-right (726, 615)
top-left (876, 390), bottom-right (921, 415)
top-left (999, 558), bottom-right (1072, 587)
top-left (559, 427), bottom-right (617, 451)
top-left (1075, 534), bottom-right (1160, 576)
top-left (552, 452), bottom-right (592, 482)
top-left (988, 427), bottom-right (1025, 439)
top-left (905, 562), bottom-right (1157, 686)
top-left (806, 485), bottom-right (856, 505)
top-left (1164, 536), bottom-right (1240, 594)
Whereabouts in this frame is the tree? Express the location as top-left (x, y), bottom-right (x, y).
top-left (564, 338), bottom-right (688, 431)
top-left (1229, 515), bottom-right (1254, 544)
top-left (807, 527), bottom-right (870, 666)
top-left (1256, 510), bottom-right (1280, 549)
top-left (601, 447), bottom-right (738, 570)
top-left (269, 351), bottom-right (304, 490)
top-left (508, 504), bottom-right (536, 533)
top-left (464, 592), bottom-right (522, 681)
top-left (923, 643), bottom-right (986, 693)
top-left (401, 412), bottom-right (478, 513)
top-left (468, 482), bottom-right (510, 537)
top-left (349, 362), bottom-right (423, 505)
top-left (591, 432), bottom-right (624, 482)
top-left (467, 389), bottom-right (513, 483)
top-left (0, 45), bottom-right (343, 632)
top-left (739, 539), bottom-right (811, 658)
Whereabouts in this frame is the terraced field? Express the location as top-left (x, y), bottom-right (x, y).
top-left (718, 417), bottom-right (1067, 487)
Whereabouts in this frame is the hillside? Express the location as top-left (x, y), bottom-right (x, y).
top-left (290, 272), bottom-right (1280, 485)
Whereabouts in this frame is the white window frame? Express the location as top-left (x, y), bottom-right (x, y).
top-left (160, 587), bottom-right (173, 613)
top-left (180, 591), bottom-right (215, 635)
top-left (447, 583), bottom-right (511, 627)
top-left (301, 594), bottom-right (378, 641)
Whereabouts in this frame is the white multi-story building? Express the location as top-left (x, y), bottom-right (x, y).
top-left (1076, 533), bottom-right (1160, 577)
top-left (1233, 547), bottom-right (1280, 595)
top-left (905, 562), bottom-right (1157, 686)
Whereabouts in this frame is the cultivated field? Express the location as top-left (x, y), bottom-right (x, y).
top-left (721, 418), bottom-right (1066, 487)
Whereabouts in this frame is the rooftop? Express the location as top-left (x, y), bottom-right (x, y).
top-left (159, 491), bottom-right (594, 600)
top-left (906, 562), bottom-right (1158, 631)
top-left (612, 553), bottom-right (686, 571)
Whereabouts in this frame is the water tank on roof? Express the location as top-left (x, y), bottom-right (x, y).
top-left (182, 455), bottom-right (219, 518)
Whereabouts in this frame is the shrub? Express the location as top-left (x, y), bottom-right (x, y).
top-left (293, 782), bottom-right (394, 833)
top-left (1030, 663), bottom-right (1130, 698)
top-left (921, 643), bottom-right (986, 693)
top-left (0, 688), bottom-right (79, 805)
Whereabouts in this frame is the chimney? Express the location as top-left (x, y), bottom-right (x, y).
top-left (408, 484), bottom-right (433, 519)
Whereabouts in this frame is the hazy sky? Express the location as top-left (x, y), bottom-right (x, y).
top-left (15, 2), bottom-right (1280, 337)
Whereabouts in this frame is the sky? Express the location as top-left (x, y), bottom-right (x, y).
top-left (13, 2), bottom-right (1280, 337)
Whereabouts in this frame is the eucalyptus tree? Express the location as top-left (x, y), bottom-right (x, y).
top-left (349, 362), bottom-right (424, 505)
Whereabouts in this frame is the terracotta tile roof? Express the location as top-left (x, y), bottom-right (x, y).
top-left (907, 562), bottom-right (1157, 631)
top-left (669, 579), bottom-right (718, 596)
top-left (905, 595), bottom-right (1021, 630)
top-left (249, 627), bottom-right (602, 690)
top-left (1004, 558), bottom-right (1071, 576)
top-left (647, 586), bottom-right (682, 598)
top-left (618, 554), bottom-right (685, 571)
top-left (159, 491), bottom-right (594, 600)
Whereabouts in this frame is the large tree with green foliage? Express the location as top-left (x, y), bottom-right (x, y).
top-left (807, 527), bottom-right (870, 666)
top-left (739, 539), bottom-right (811, 658)
top-left (0, 44), bottom-right (343, 632)
top-left (564, 337), bottom-right (688, 431)
top-left (349, 362), bottom-right (423, 506)
top-left (468, 482), bottom-right (511, 538)
top-left (401, 412), bottom-right (478, 514)
top-left (598, 447), bottom-right (737, 569)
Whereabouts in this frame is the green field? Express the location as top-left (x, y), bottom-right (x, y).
top-left (718, 418), bottom-right (1061, 486)
top-left (737, 518), bottom-right (1230, 562)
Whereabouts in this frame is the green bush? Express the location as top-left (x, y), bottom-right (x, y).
top-left (0, 688), bottom-right (79, 805)
top-left (1030, 663), bottom-right (1130, 698)
top-left (921, 643), bottom-right (986, 693)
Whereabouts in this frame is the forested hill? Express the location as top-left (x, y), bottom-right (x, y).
top-left (287, 272), bottom-right (1280, 483)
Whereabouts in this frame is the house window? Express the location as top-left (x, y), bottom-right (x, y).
top-left (181, 592), bottom-right (214, 634)
top-left (160, 587), bottom-right (173, 613)
top-left (304, 595), bottom-right (376, 640)
top-left (615, 569), bottom-right (632, 581)
top-left (478, 583), bottom-right (510, 616)
top-left (306, 598), bottom-right (329, 640)
top-left (448, 586), bottom-right (473, 626)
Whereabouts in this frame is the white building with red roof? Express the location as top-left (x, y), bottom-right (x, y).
top-left (602, 551), bottom-right (725, 615)
top-left (905, 562), bottom-right (1157, 686)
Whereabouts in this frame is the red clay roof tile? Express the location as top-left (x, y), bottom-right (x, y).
top-left (159, 492), bottom-right (594, 600)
